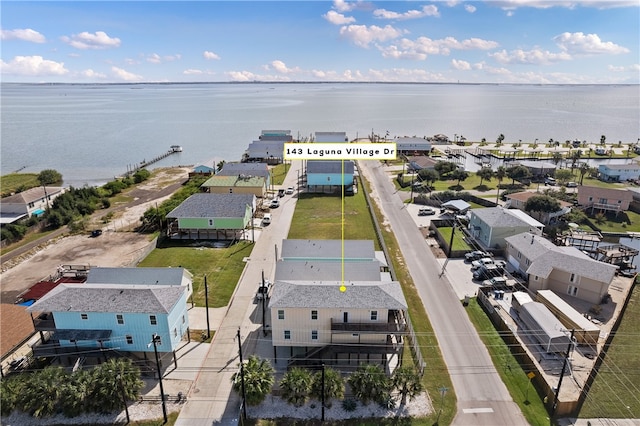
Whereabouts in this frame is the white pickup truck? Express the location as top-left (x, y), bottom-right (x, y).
top-left (256, 280), bottom-right (271, 300)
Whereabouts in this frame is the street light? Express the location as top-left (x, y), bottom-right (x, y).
top-left (436, 386), bottom-right (448, 424)
top-left (149, 333), bottom-right (168, 424)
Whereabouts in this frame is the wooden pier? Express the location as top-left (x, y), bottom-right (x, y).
top-left (125, 146), bottom-right (182, 176)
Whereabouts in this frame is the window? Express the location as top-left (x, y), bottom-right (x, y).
top-left (150, 315), bottom-right (157, 325)
top-left (568, 285), bottom-right (578, 297)
top-left (208, 219), bottom-right (214, 226)
top-left (278, 310), bottom-right (285, 320)
top-left (174, 328), bottom-right (178, 338)
top-left (311, 330), bottom-right (318, 340)
top-left (525, 259), bottom-right (530, 266)
top-left (370, 310), bottom-right (378, 321)
top-left (69, 339), bottom-right (76, 343)
top-left (311, 310), bottom-right (318, 320)
top-left (284, 330), bottom-right (291, 340)
top-left (588, 196), bottom-right (593, 202)
top-left (182, 315), bottom-right (185, 324)
top-left (570, 273), bottom-right (576, 283)
top-left (126, 335), bottom-right (133, 345)
top-left (517, 252), bottom-right (521, 259)
top-left (81, 313), bottom-right (88, 320)
top-left (116, 314), bottom-right (124, 325)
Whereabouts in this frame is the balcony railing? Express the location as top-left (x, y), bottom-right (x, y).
top-left (330, 318), bottom-right (407, 334)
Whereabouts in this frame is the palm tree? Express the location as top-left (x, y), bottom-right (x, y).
top-left (17, 366), bottom-right (67, 417)
top-left (551, 151), bottom-right (564, 166)
top-left (216, 160), bottom-right (226, 173)
top-left (280, 367), bottom-right (313, 407)
top-left (392, 366), bottom-right (424, 405)
top-left (232, 355), bottom-right (275, 406)
top-left (570, 150), bottom-right (582, 171)
top-left (89, 358), bottom-right (143, 413)
top-left (600, 135), bottom-right (606, 145)
top-left (579, 162), bottom-right (590, 185)
top-left (348, 364), bottom-right (390, 405)
top-left (312, 367), bottom-right (345, 408)
top-left (476, 168), bottom-right (493, 186)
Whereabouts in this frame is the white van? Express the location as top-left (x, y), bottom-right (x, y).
top-left (262, 213), bottom-right (271, 225)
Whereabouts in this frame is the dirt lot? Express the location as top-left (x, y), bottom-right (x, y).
top-left (0, 167), bottom-right (190, 303)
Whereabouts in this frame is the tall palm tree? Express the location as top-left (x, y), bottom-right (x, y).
top-left (551, 151), bottom-right (564, 166)
top-left (392, 366), bottom-right (424, 405)
top-left (570, 150), bottom-right (582, 171)
top-left (312, 367), bottom-right (345, 408)
top-left (579, 162), bottom-right (590, 185)
top-left (280, 367), bottom-right (313, 407)
top-left (17, 366), bottom-right (67, 417)
top-left (232, 355), bottom-right (275, 406)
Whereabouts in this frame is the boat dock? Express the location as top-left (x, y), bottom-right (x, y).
top-left (125, 146), bottom-right (182, 176)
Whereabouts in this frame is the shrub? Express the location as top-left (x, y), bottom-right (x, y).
top-left (342, 398), bottom-right (357, 412)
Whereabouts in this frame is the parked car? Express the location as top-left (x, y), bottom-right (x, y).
top-left (471, 257), bottom-right (494, 270)
top-left (278, 189), bottom-right (285, 198)
top-left (465, 250), bottom-right (489, 262)
top-left (494, 260), bottom-right (507, 269)
top-left (285, 186), bottom-right (294, 195)
top-left (544, 177), bottom-right (556, 186)
top-left (566, 181), bottom-right (578, 188)
top-left (473, 264), bottom-right (504, 281)
top-left (90, 229), bottom-right (102, 237)
top-left (256, 280), bottom-right (271, 300)
top-left (269, 199), bottom-right (280, 208)
top-left (262, 213), bottom-right (271, 225)
top-left (418, 207), bottom-right (436, 216)
top-left (482, 277), bottom-right (509, 288)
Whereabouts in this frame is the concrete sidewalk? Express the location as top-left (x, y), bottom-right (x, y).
top-left (174, 160), bottom-right (303, 425)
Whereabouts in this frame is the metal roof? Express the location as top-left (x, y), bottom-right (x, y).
top-left (307, 160), bottom-right (354, 174)
top-left (86, 267), bottom-right (189, 286)
top-left (275, 261), bottom-right (382, 282)
top-left (472, 207), bottom-right (544, 229)
top-left (167, 193), bottom-right (254, 218)
top-left (280, 239), bottom-right (376, 261)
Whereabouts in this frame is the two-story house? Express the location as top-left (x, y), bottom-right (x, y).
top-left (395, 137), bottom-right (432, 156)
top-left (504, 191), bottom-right (572, 224)
top-left (598, 163), bottom-right (640, 182)
top-left (468, 207), bottom-right (544, 250)
top-left (86, 266), bottom-right (193, 299)
top-left (306, 160), bottom-right (355, 194)
top-left (166, 193), bottom-right (256, 240)
top-left (217, 162), bottom-right (271, 188)
top-left (504, 232), bottom-right (617, 305)
top-left (0, 186), bottom-right (65, 225)
top-left (201, 175), bottom-right (267, 198)
top-left (577, 186), bottom-right (632, 215)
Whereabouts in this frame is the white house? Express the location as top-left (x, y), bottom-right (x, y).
top-left (0, 186), bottom-right (65, 224)
top-left (468, 207), bottom-right (544, 250)
top-left (598, 163), bottom-right (640, 182)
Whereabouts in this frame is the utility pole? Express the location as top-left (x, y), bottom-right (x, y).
top-left (117, 374), bottom-right (130, 424)
top-left (321, 363), bottom-right (326, 421)
top-left (237, 328), bottom-right (247, 421)
top-left (204, 275), bottom-right (211, 339)
top-left (261, 270), bottom-right (267, 336)
top-left (150, 334), bottom-right (168, 424)
top-left (552, 329), bottom-right (575, 418)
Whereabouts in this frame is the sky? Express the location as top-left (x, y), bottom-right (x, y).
top-left (1, 1), bottom-right (639, 84)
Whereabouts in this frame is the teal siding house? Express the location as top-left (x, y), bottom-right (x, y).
top-left (28, 284), bottom-right (189, 360)
top-left (306, 160), bottom-right (355, 194)
top-left (166, 193), bottom-right (256, 240)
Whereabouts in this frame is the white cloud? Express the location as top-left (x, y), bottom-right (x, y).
top-left (110, 66), bottom-right (142, 81)
top-left (380, 36), bottom-right (498, 59)
top-left (608, 64), bottom-right (640, 72)
top-left (373, 5), bottom-right (440, 20)
top-left (554, 32), bottom-right (630, 55)
top-left (226, 70), bottom-right (257, 81)
top-left (184, 69), bottom-right (204, 75)
top-left (0, 55), bottom-right (68, 76)
top-left (146, 53), bottom-right (181, 63)
top-left (492, 0), bottom-right (637, 9)
top-left (203, 51), bottom-right (221, 60)
top-left (61, 31), bottom-right (121, 50)
top-left (332, 0), bottom-right (358, 12)
top-left (339, 24), bottom-right (405, 48)
top-left (79, 69), bottom-right (106, 79)
top-left (451, 59), bottom-right (471, 70)
top-left (267, 60), bottom-right (300, 74)
top-left (1, 28), bottom-right (46, 43)
top-left (465, 4), bottom-right (477, 13)
top-left (489, 48), bottom-right (572, 64)
top-left (323, 10), bottom-right (356, 25)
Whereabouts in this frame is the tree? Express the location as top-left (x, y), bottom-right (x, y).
top-left (348, 364), bottom-right (391, 405)
top-left (417, 168), bottom-right (439, 188)
top-left (551, 151), bottom-right (564, 166)
top-left (37, 169), bottom-right (63, 185)
top-left (496, 133), bottom-right (505, 146)
top-left (579, 162), bottom-right (590, 184)
top-left (505, 165), bottom-right (531, 185)
top-left (280, 367), bottom-right (313, 407)
top-left (133, 168), bottom-right (151, 183)
top-left (600, 135), bottom-right (607, 145)
top-left (231, 355), bottom-right (275, 406)
top-left (476, 168), bottom-right (494, 186)
top-left (569, 150), bottom-right (582, 171)
top-left (216, 160), bottom-right (226, 173)
top-left (495, 166), bottom-right (506, 188)
top-left (524, 195), bottom-right (561, 222)
top-left (449, 169), bottom-right (469, 186)
top-left (434, 161), bottom-right (458, 178)
top-left (554, 168), bottom-right (573, 184)
top-left (392, 366), bottom-right (424, 405)
top-left (15, 366), bottom-right (67, 417)
top-left (311, 367), bottom-right (344, 408)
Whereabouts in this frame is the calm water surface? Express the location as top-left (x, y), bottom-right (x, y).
top-left (1, 83), bottom-right (638, 187)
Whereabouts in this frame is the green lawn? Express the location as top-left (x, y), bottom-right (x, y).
top-left (271, 163), bottom-right (291, 186)
top-left (578, 282), bottom-right (640, 419)
top-left (585, 209), bottom-right (640, 233)
top-left (465, 298), bottom-right (551, 426)
top-left (0, 173), bottom-right (40, 197)
top-left (288, 187), bottom-right (379, 247)
top-left (437, 227), bottom-right (472, 251)
top-left (138, 240), bottom-right (253, 307)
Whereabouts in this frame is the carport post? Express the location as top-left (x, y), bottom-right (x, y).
top-left (552, 329), bottom-right (575, 417)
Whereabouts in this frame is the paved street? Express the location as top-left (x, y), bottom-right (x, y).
top-left (359, 160), bottom-right (529, 426)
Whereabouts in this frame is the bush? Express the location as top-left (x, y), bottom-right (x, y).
top-left (342, 398), bottom-right (357, 412)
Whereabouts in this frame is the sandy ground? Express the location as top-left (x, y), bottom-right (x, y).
top-left (0, 167), bottom-right (190, 303)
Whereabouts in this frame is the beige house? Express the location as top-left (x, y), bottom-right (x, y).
top-left (577, 186), bottom-right (632, 214)
top-left (505, 232), bottom-right (617, 305)
top-left (504, 191), bottom-right (572, 224)
top-left (201, 175), bottom-right (267, 198)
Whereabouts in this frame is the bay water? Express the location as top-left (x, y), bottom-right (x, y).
top-left (1, 83), bottom-right (638, 188)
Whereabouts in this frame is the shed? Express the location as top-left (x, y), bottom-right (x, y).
top-left (535, 290), bottom-right (600, 345)
top-left (518, 302), bottom-right (571, 353)
top-left (442, 200), bottom-right (471, 214)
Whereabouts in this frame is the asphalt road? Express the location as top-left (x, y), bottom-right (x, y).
top-left (359, 160), bottom-right (528, 426)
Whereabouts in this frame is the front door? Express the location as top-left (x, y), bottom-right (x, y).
top-left (343, 312), bottom-right (348, 323)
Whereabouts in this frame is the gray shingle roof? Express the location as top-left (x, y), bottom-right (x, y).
top-left (472, 207), bottom-right (543, 228)
top-left (307, 160), bottom-right (354, 174)
top-left (269, 281), bottom-right (407, 309)
top-left (27, 284), bottom-right (185, 314)
top-left (86, 267), bottom-right (188, 286)
top-left (167, 193), bottom-right (253, 219)
top-left (218, 162), bottom-right (270, 179)
top-left (275, 261), bottom-right (382, 282)
top-left (281, 239), bottom-right (376, 261)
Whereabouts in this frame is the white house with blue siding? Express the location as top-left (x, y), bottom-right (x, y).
top-left (598, 163), bottom-right (640, 182)
top-left (306, 160), bottom-right (355, 194)
top-left (28, 284), bottom-right (189, 359)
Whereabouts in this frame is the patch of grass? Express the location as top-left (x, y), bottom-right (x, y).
top-left (465, 298), bottom-right (550, 426)
top-left (586, 210), bottom-right (640, 233)
top-left (271, 163), bottom-right (291, 186)
top-left (437, 227), bottom-right (472, 251)
top-left (138, 240), bottom-right (253, 307)
top-left (0, 229), bottom-right (59, 256)
top-left (579, 282), bottom-right (640, 419)
top-left (579, 176), bottom-right (626, 189)
top-left (288, 187), bottom-right (378, 247)
top-left (0, 173), bottom-right (40, 196)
